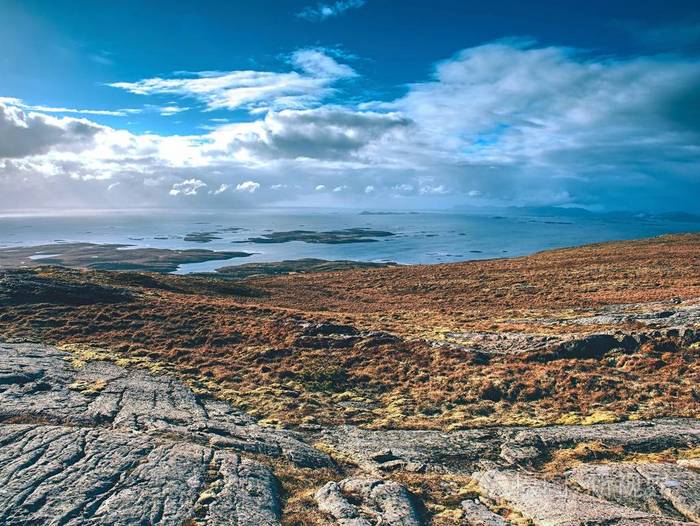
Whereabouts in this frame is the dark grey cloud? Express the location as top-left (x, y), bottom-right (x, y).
top-left (210, 107), bottom-right (411, 160)
top-left (0, 103), bottom-right (102, 159)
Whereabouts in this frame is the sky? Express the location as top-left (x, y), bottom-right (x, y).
top-left (1, 0), bottom-right (699, 212)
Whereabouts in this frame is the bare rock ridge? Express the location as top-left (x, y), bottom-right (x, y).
top-left (1, 342), bottom-right (700, 525)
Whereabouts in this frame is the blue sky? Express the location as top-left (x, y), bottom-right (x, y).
top-left (1, 0), bottom-right (699, 211)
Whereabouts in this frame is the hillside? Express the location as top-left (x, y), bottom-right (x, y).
top-left (1, 234), bottom-right (699, 524)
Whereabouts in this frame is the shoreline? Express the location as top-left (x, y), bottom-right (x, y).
top-left (1, 231), bottom-right (700, 276)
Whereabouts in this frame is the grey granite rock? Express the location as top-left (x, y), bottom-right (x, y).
top-left (315, 477), bottom-right (422, 526)
top-left (460, 499), bottom-right (510, 525)
top-left (473, 469), bottom-right (691, 525)
top-left (0, 342), bottom-right (331, 468)
top-left (319, 419), bottom-right (700, 474)
top-left (0, 423), bottom-right (280, 526)
top-left (0, 342), bottom-right (332, 525)
top-left (499, 419), bottom-right (700, 467)
top-left (568, 462), bottom-right (700, 522)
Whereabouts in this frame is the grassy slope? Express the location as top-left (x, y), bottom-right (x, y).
top-left (1, 233), bottom-right (699, 430)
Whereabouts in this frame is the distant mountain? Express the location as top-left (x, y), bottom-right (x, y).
top-left (501, 206), bottom-right (700, 223)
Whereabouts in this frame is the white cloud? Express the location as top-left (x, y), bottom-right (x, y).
top-left (212, 183), bottom-right (230, 195)
top-left (108, 48), bottom-right (356, 113)
top-left (3, 41), bottom-right (700, 211)
top-left (169, 178), bottom-right (207, 196)
top-left (419, 184), bottom-right (448, 195)
top-left (235, 180), bottom-right (260, 193)
top-left (152, 105), bottom-right (190, 116)
top-left (297, 0), bottom-right (366, 21)
top-left (0, 97), bottom-right (138, 117)
top-left (383, 40), bottom-right (700, 206)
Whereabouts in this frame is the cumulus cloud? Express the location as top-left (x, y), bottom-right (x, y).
top-left (297, 0), bottom-right (366, 21)
top-left (383, 40), bottom-right (700, 206)
top-left (235, 180), bottom-right (260, 193)
top-left (169, 179), bottom-right (207, 196)
top-left (207, 107), bottom-right (411, 161)
top-left (108, 49), bottom-right (356, 113)
top-left (0, 102), bottom-right (103, 158)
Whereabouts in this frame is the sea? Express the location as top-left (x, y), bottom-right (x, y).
top-left (1, 208), bottom-right (698, 274)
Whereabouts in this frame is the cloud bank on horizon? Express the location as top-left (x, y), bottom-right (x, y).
top-left (1, 2), bottom-right (699, 212)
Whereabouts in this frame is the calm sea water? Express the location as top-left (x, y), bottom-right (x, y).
top-left (1, 208), bottom-right (698, 273)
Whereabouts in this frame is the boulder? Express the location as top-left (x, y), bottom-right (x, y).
top-left (315, 477), bottom-right (422, 526)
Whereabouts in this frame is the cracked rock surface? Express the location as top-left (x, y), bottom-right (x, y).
top-left (472, 469), bottom-right (694, 525)
top-left (2, 342), bottom-right (699, 525)
top-left (0, 342), bottom-right (330, 469)
top-left (567, 462), bottom-right (700, 522)
top-left (0, 342), bottom-right (332, 525)
top-left (0, 423), bottom-right (280, 526)
top-left (315, 477), bottom-right (422, 526)
top-left (318, 419), bottom-right (700, 474)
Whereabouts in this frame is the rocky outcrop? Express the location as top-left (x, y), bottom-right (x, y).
top-left (472, 469), bottom-right (693, 525)
top-left (460, 499), bottom-right (510, 525)
top-left (0, 342), bottom-right (332, 525)
top-left (568, 462), bottom-right (700, 522)
top-left (499, 419), bottom-right (700, 467)
top-left (318, 419), bottom-right (700, 474)
top-left (315, 477), bottom-right (422, 526)
top-left (0, 343), bottom-right (330, 468)
top-left (0, 424), bottom-right (280, 526)
top-left (2, 342), bottom-right (699, 525)
top-left (0, 424), bottom-right (280, 525)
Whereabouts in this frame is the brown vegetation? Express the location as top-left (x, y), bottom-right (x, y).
top-left (1, 233), bottom-right (699, 430)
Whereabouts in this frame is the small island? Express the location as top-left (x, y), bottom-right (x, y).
top-left (241, 227), bottom-right (396, 244)
top-left (0, 243), bottom-right (252, 273)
